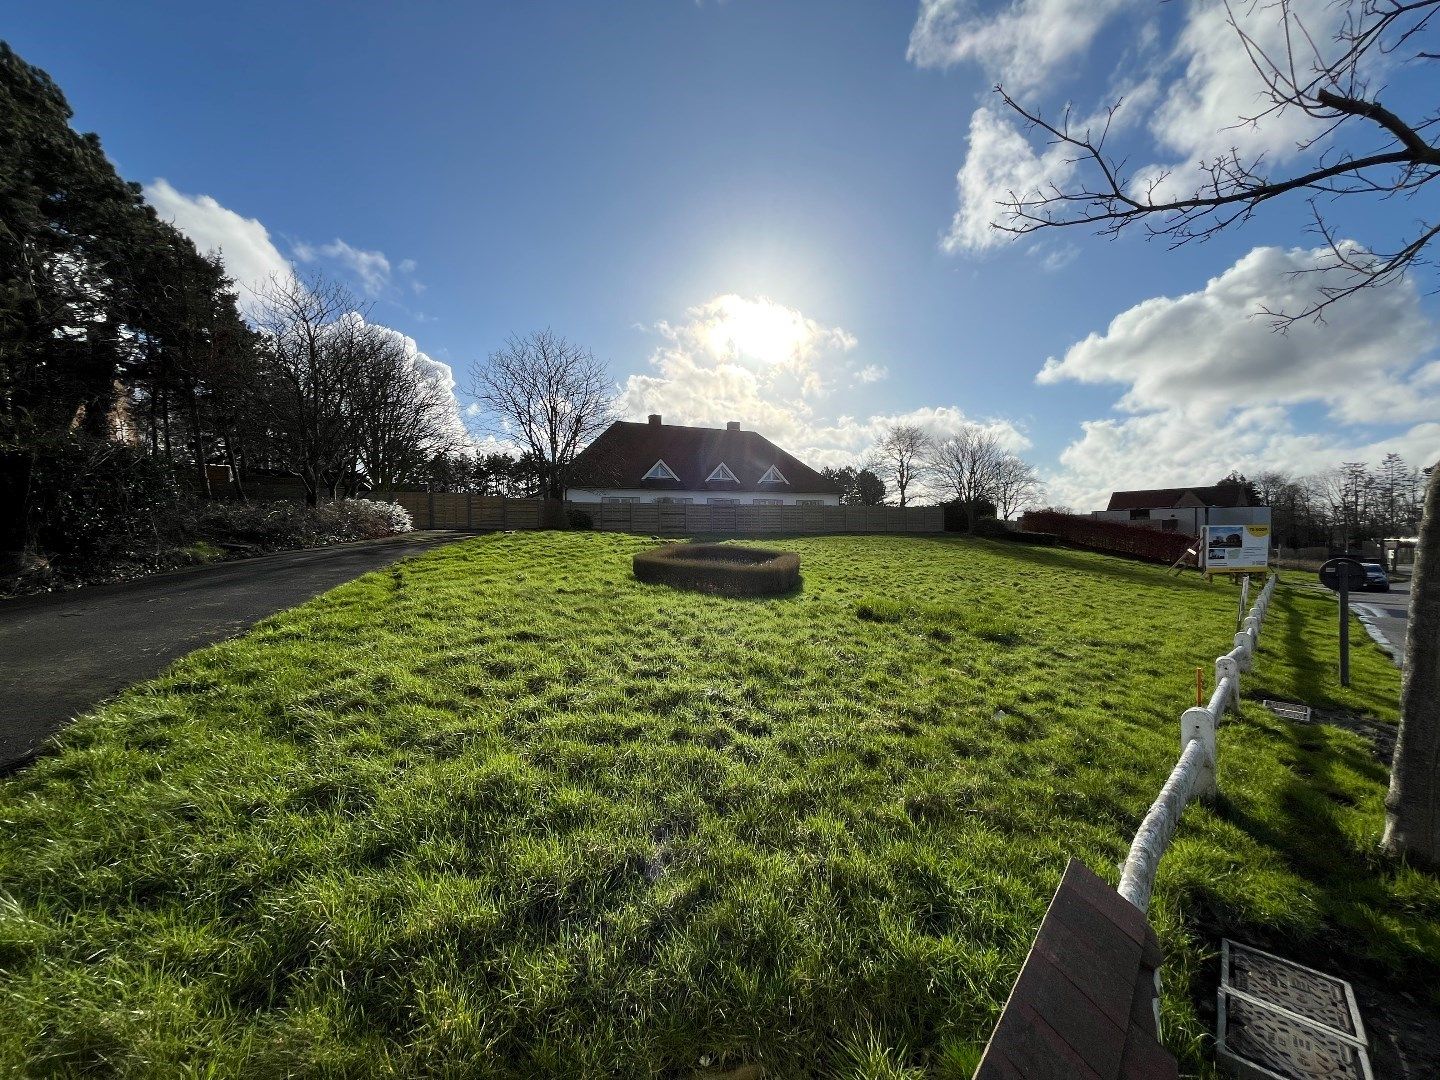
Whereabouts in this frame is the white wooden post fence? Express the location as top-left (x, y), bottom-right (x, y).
top-left (1117, 573), bottom-right (1278, 913)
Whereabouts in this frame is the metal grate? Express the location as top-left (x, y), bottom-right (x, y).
top-left (1226, 942), bottom-right (1359, 1035)
top-left (1219, 993), bottom-right (1369, 1079)
top-left (1264, 700), bottom-right (1313, 722)
top-left (1217, 941), bottom-right (1372, 1080)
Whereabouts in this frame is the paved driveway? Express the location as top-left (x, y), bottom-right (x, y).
top-left (0, 531), bottom-right (465, 771)
top-left (1352, 579), bottom-right (1411, 667)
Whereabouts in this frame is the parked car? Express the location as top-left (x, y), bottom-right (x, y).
top-left (1361, 562), bottom-right (1390, 592)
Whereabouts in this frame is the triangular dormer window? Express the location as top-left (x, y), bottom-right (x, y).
top-left (706, 462), bottom-right (739, 483)
top-left (643, 459), bottom-right (679, 481)
top-left (758, 465), bottom-right (789, 485)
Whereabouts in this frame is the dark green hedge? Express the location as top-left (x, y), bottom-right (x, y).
top-left (997, 530), bottom-right (1059, 545)
top-left (632, 543), bottom-right (801, 596)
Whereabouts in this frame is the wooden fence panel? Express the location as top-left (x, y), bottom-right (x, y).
top-left (391, 494), bottom-right (942, 534)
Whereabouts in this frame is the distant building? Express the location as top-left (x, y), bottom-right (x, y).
top-left (568, 415), bottom-right (841, 506)
top-left (1092, 484), bottom-right (1268, 535)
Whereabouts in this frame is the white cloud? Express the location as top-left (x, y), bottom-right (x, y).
top-left (1046, 410), bottom-right (1440, 512)
top-left (907, 0), bottom-right (1134, 93)
top-left (943, 106), bottom-right (1079, 252)
top-left (145, 182), bottom-right (463, 444)
top-left (1038, 243), bottom-right (1437, 424)
top-left (293, 238), bottom-right (393, 296)
top-left (854, 363), bottom-right (889, 384)
top-left (1136, 0), bottom-right (1347, 201)
top-left (1038, 244), bottom-right (1440, 508)
top-left (144, 178), bottom-right (290, 294)
top-left (616, 294), bottom-right (1029, 477)
top-left (914, 0), bottom-right (1364, 251)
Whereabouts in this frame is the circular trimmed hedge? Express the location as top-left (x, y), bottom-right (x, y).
top-left (632, 543), bottom-right (801, 596)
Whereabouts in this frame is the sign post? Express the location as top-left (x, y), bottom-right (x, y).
top-left (1319, 558), bottom-right (1367, 688)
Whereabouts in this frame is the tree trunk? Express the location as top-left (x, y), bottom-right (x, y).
top-left (1382, 462), bottom-right (1440, 864)
top-left (222, 433), bottom-right (247, 504)
top-left (188, 387), bottom-right (211, 499)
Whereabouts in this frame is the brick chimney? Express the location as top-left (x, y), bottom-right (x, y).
top-left (726, 421), bottom-right (741, 431)
top-left (648, 414), bottom-right (662, 426)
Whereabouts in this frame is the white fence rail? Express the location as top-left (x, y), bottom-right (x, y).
top-left (1117, 573), bottom-right (1278, 912)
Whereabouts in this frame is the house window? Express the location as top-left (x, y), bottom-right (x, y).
top-left (642, 459), bottom-right (679, 481)
top-left (797, 499), bottom-right (824, 506)
top-left (758, 465), bottom-right (789, 485)
top-left (706, 462), bottom-right (739, 483)
top-left (654, 497), bottom-right (693, 505)
top-left (707, 497), bottom-right (739, 505)
top-left (1129, 508), bottom-right (1151, 520)
top-left (602, 497), bottom-right (639, 504)
top-left (752, 498), bottom-right (784, 506)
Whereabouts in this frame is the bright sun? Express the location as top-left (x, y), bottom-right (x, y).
top-left (701, 295), bottom-right (810, 368)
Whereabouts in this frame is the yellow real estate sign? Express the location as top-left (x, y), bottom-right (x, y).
top-left (1204, 524), bottom-right (1271, 574)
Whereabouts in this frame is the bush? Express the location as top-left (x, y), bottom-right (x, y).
top-left (27, 437), bottom-right (180, 560)
top-left (633, 543), bottom-right (801, 596)
top-left (181, 498), bottom-right (412, 550)
top-left (567, 507), bottom-right (594, 530)
top-left (998, 530), bottom-right (1059, 546)
top-left (971, 517), bottom-right (1012, 539)
top-left (1018, 510), bottom-right (1193, 564)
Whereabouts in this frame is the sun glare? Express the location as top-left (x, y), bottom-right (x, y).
top-left (701, 295), bottom-right (811, 367)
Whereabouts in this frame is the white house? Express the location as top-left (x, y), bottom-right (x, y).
top-left (1091, 484), bottom-right (1271, 534)
top-left (567, 415), bottom-right (842, 506)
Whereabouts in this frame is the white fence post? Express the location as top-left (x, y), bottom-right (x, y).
top-left (1179, 706), bottom-right (1217, 800)
top-left (1117, 572), bottom-right (1280, 913)
top-left (1215, 654), bottom-right (1241, 709)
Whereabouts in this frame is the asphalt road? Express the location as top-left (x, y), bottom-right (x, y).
top-left (1352, 580), bottom-right (1411, 666)
top-left (0, 531), bottom-right (465, 771)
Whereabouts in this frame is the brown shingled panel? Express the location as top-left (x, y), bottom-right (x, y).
top-left (974, 860), bottom-right (1178, 1080)
top-left (1119, 1028), bottom-right (1179, 1080)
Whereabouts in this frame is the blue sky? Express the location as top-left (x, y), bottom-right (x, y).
top-left (10, 1), bottom-right (1438, 507)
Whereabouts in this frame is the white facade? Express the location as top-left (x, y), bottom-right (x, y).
top-left (568, 488), bottom-right (840, 507)
top-left (1090, 505), bottom-right (1271, 534)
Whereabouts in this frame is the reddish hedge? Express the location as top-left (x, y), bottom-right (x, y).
top-left (633, 543), bottom-right (801, 596)
top-left (1018, 511), bottom-right (1195, 564)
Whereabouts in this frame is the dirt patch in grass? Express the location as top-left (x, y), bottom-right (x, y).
top-left (0, 534), bottom-right (1430, 1077)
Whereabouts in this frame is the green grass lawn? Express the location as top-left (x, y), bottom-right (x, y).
top-left (1, 533), bottom-right (1434, 1078)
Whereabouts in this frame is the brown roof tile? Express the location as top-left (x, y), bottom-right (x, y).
top-left (569, 420), bottom-right (842, 494)
top-left (1107, 485), bottom-right (1252, 510)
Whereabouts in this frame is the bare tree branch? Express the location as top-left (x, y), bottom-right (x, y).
top-left (992, 0), bottom-right (1440, 322)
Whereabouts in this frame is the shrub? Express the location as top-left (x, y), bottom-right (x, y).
top-left (344, 498), bottom-right (413, 537)
top-left (1018, 510), bottom-right (1193, 564)
top-left (28, 437), bottom-right (180, 560)
top-left (567, 507), bottom-right (594, 530)
top-left (633, 543), bottom-right (801, 596)
top-left (971, 517), bottom-right (1012, 539)
top-left (182, 498), bottom-right (412, 550)
top-left (998, 530), bottom-right (1059, 546)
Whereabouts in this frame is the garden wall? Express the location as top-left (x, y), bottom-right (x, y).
top-left (392, 493), bottom-right (566, 531)
top-left (1019, 510), bottom-right (1196, 563)
top-left (393, 493), bottom-right (943, 535)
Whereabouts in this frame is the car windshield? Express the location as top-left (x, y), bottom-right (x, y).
top-left (1363, 563), bottom-right (1385, 572)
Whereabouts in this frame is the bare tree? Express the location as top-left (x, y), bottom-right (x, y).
top-left (467, 330), bottom-right (614, 499)
top-left (928, 427), bottom-right (1008, 531)
top-left (250, 273), bottom-right (360, 506)
top-left (993, 452), bottom-right (1046, 520)
top-left (870, 424), bottom-right (933, 507)
top-left (995, 0), bottom-right (1440, 322)
top-left (350, 324), bottom-right (464, 496)
top-left (988, 0), bottom-right (1440, 863)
